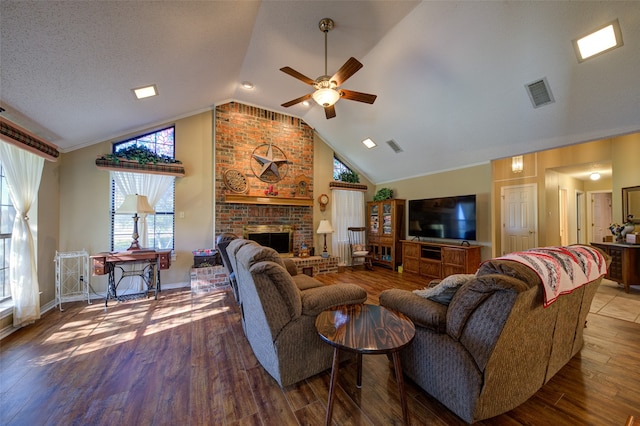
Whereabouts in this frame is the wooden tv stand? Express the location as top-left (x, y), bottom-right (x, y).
top-left (401, 240), bottom-right (481, 279)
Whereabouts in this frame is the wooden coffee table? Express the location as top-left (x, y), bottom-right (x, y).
top-left (315, 304), bottom-right (415, 425)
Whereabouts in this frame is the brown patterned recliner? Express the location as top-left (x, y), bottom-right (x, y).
top-left (228, 239), bottom-right (367, 387)
top-left (379, 245), bottom-right (610, 423)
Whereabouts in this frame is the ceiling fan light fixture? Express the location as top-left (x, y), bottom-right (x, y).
top-left (312, 88), bottom-right (340, 107)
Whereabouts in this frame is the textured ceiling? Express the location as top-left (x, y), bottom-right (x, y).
top-left (1, 1), bottom-right (638, 183)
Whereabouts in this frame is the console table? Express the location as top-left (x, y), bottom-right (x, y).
top-left (590, 242), bottom-right (640, 293)
top-left (90, 250), bottom-right (171, 306)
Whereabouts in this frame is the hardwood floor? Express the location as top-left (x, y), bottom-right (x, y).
top-left (1, 267), bottom-right (639, 425)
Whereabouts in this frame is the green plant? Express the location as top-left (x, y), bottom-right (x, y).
top-left (338, 170), bottom-right (360, 183)
top-left (100, 145), bottom-right (181, 165)
top-left (373, 188), bottom-right (393, 201)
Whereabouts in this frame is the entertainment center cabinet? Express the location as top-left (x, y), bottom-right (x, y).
top-left (367, 199), bottom-right (405, 270)
top-left (401, 240), bottom-right (482, 279)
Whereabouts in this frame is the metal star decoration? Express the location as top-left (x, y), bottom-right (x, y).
top-left (251, 143), bottom-right (289, 182)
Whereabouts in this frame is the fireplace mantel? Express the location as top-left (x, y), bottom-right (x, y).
top-left (223, 194), bottom-right (313, 207)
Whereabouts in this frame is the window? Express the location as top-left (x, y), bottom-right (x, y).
top-left (111, 127), bottom-right (175, 251)
top-left (0, 163), bottom-right (15, 302)
top-left (333, 156), bottom-right (354, 180)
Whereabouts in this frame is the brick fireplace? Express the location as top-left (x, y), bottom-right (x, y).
top-left (215, 102), bottom-right (315, 251)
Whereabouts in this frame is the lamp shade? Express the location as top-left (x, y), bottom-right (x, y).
top-left (312, 88), bottom-right (340, 107)
top-left (117, 194), bottom-right (155, 214)
top-left (316, 219), bottom-right (334, 234)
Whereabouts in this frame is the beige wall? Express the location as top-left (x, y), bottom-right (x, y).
top-left (611, 133), bottom-right (640, 223)
top-left (58, 110), bottom-right (214, 294)
top-left (37, 159), bottom-right (61, 305)
top-left (371, 164), bottom-right (493, 261)
top-left (491, 133), bottom-right (640, 256)
top-left (32, 112), bottom-right (640, 311)
top-left (312, 133), bottom-right (375, 253)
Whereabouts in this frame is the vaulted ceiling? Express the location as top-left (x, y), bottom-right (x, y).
top-left (1, 1), bottom-right (638, 183)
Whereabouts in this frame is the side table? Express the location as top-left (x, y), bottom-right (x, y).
top-left (315, 304), bottom-right (415, 425)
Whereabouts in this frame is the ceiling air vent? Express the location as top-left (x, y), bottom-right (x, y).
top-left (525, 77), bottom-right (555, 108)
top-left (386, 139), bottom-right (403, 153)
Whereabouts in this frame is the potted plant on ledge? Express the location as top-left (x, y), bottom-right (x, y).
top-left (96, 145), bottom-right (185, 176)
top-left (329, 170), bottom-right (368, 191)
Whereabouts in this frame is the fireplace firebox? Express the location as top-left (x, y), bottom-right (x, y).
top-left (243, 225), bottom-right (294, 256)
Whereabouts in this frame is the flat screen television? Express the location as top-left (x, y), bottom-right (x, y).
top-left (408, 195), bottom-right (477, 241)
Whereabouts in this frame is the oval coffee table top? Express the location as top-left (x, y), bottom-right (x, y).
top-left (315, 304), bottom-right (415, 354)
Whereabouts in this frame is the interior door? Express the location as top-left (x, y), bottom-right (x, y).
top-left (590, 191), bottom-right (612, 243)
top-left (576, 191), bottom-right (585, 244)
top-left (501, 184), bottom-right (538, 255)
top-left (559, 188), bottom-right (569, 246)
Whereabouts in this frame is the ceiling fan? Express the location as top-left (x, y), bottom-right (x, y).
top-left (280, 18), bottom-right (377, 119)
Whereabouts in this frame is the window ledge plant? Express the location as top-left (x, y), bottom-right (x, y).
top-left (96, 145), bottom-right (185, 176)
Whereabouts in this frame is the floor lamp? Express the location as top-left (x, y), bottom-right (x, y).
top-left (316, 219), bottom-right (334, 258)
top-left (117, 194), bottom-right (155, 251)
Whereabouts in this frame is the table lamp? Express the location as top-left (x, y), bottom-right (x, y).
top-left (316, 219), bottom-right (334, 258)
top-left (117, 194), bottom-right (155, 251)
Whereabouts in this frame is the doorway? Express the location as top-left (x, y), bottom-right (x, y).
top-left (559, 188), bottom-right (569, 246)
top-left (576, 191), bottom-right (585, 244)
top-left (588, 191), bottom-right (612, 243)
top-left (501, 184), bottom-right (538, 255)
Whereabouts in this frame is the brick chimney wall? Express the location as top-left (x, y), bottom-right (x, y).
top-left (215, 102), bottom-right (315, 250)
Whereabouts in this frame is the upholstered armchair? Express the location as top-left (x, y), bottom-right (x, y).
top-left (230, 240), bottom-right (367, 387)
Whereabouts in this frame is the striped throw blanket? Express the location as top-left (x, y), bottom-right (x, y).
top-left (495, 246), bottom-right (607, 307)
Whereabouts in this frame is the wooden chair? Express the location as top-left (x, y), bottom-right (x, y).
top-left (347, 227), bottom-right (373, 270)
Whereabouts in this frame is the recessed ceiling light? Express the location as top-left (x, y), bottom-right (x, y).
top-left (590, 172), bottom-right (601, 181)
top-left (241, 81), bottom-right (254, 90)
top-left (573, 19), bottom-right (623, 63)
top-left (132, 84), bottom-right (158, 100)
top-left (362, 138), bottom-right (376, 149)
top-left (302, 100), bottom-right (310, 107)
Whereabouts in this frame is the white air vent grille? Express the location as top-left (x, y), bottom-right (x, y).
top-left (386, 139), bottom-right (403, 153)
top-left (525, 77), bottom-right (555, 108)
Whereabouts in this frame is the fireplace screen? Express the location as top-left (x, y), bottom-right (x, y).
top-left (243, 225), bottom-right (293, 255)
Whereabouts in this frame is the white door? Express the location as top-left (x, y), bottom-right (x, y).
top-left (501, 184), bottom-right (538, 255)
top-left (576, 191), bottom-right (585, 244)
top-left (559, 188), bottom-right (569, 246)
top-left (590, 191), bottom-right (612, 243)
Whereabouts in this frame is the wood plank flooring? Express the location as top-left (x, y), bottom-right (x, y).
top-left (1, 267), bottom-right (639, 425)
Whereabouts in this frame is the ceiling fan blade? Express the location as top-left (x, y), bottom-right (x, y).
top-left (280, 67), bottom-right (316, 86)
top-left (339, 89), bottom-right (377, 104)
top-left (281, 93), bottom-right (312, 108)
top-left (324, 104), bottom-right (336, 119)
top-left (331, 57), bottom-right (363, 86)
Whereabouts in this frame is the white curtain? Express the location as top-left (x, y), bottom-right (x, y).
top-left (111, 171), bottom-right (174, 248)
top-left (331, 190), bottom-right (365, 265)
top-left (0, 141), bottom-right (44, 327)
